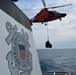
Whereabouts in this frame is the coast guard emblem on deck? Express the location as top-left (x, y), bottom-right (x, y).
top-left (5, 22), bottom-right (33, 75)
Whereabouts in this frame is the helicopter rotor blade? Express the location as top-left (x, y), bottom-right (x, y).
top-left (24, 3), bottom-right (72, 11)
top-left (47, 3), bottom-right (72, 9)
top-left (42, 0), bottom-right (46, 8)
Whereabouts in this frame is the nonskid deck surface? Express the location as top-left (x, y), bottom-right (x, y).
top-left (42, 72), bottom-right (73, 75)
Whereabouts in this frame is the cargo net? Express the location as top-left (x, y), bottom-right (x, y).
top-left (45, 23), bottom-right (52, 48)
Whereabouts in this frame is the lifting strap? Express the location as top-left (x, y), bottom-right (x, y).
top-left (47, 23), bottom-right (49, 41)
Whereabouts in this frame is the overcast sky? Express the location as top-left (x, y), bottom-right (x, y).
top-left (15, 0), bottom-right (76, 49)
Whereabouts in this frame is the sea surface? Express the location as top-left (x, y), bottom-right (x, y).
top-left (37, 49), bottom-right (76, 74)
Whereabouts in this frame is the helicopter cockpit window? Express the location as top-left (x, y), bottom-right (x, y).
top-left (48, 12), bottom-right (53, 16)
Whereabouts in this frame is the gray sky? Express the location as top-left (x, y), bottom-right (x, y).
top-left (15, 0), bottom-right (76, 49)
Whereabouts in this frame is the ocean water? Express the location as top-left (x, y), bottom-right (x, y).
top-left (37, 49), bottom-right (76, 74)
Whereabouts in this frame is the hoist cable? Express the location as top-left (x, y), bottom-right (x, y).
top-left (47, 23), bottom-right (49, 41)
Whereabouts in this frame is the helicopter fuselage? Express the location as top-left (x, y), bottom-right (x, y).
top-left (31, 9), bottom-right (66, 24)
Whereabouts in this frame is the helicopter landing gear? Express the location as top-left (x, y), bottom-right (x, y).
top-left (41, 21), bottom-right (47, 25)
top-left (41, 20), bottom-right (44, 24)
top-left (45, 22), bottom-right (48, 25)
top-left (60, 18), bottom-right (62, 21)
top-left (42, 22), bottom-right (43, 24)
top-left (45, 23), bottom-right (47, 25)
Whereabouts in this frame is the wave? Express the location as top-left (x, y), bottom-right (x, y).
top-left (37, 49), bottom-right (76, 74)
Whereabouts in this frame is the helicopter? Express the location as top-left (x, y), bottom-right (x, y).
top-left (29, 0), bottom-right (72, 48)
top-left (30, 0), bottom-right (72, 25)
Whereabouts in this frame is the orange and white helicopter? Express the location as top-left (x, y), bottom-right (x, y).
top-left (30, 0), bottom-right (72, 25)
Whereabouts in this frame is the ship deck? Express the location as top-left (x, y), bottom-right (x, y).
top-left (42, 72), bottom-right (73, 75)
